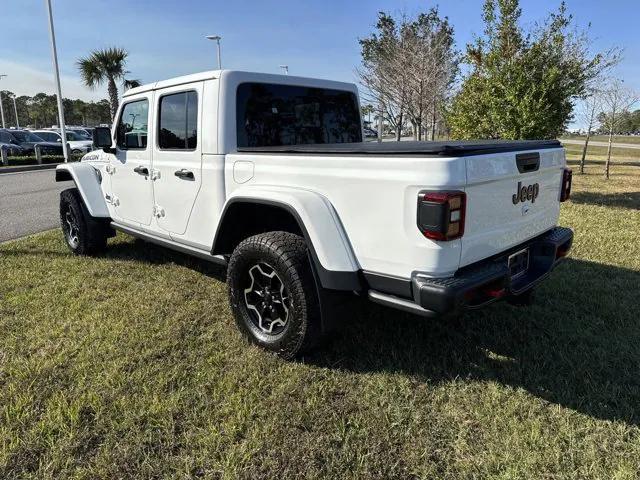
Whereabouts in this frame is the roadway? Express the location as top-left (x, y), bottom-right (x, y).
top-left (0, 169), bottom-right (72, 243)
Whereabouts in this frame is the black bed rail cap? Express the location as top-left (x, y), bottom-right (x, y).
top-left (237, 139), bottom-right (562, 157)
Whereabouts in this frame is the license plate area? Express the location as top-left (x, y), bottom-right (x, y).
top-left (508, 248), bottom-right (529, 280)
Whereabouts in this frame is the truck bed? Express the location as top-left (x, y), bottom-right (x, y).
top-left (237, 139), bottom-right (561, 157)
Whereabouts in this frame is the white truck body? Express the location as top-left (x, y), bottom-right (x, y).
top-left (57, 69), bottom-right (573, 322)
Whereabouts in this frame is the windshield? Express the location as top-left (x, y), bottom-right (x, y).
top-left (71, 129), bottom-right (91, 139)
top-left (236, 83), bottom-right (362, 147)
top-left (65, 131), bottom-right (84, 141)
top-left (11, 131), bottom-right (44, 142)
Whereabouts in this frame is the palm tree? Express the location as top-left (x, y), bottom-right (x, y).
top-left (77, 47), bottom-right (140, 120)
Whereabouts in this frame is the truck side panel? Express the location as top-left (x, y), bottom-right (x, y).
top-left (224, 152), bottom-right (467, 280)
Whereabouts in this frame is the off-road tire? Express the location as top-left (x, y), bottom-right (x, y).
top-left (59, 188), bottom-right (109, 255)
top-left (227, 231), bottom-right (322, 359)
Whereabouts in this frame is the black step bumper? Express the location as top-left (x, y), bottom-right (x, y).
top-left (369, 227), bottom-right (573, 317)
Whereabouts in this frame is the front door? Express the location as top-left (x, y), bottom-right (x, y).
top-left (151, 84), bottom-right (202, 235)
top-left (109, 96), bottom-right (153, 226)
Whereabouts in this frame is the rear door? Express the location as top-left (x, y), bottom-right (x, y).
top-left (460, 148), bottom-right (565, 267)
top-left (109, 96), bottom-right (153, 226)
top-left (151, 83), bottom-right (203, 236)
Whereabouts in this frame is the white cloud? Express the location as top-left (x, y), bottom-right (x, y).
top-left (0, 59), bottom-right (105, 101)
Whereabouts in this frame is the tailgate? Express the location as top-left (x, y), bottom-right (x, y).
top-left (460, 148), bottom-right (566, 268)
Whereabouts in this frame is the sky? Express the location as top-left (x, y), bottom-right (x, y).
top-left (1, 0), bottom-right (638, 124)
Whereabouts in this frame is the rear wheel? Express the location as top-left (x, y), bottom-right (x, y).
top-left (227, 231), bottom-right (321, 359)
top-left (60, 188), bottom-right (109, 255)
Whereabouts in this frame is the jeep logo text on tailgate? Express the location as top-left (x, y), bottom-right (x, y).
top-left (512, 182), bottom-right (539, 204)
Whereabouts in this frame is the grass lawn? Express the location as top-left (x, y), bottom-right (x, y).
top-left (563, 142), bottom-right (640, 168)
top-left (1, 162), bottom-right (640, 479)
top-left (561, 134), bottom-right (640, 145)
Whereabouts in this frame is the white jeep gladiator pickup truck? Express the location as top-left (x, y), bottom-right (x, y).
top-left (56, 70), bottom-right (573, 358)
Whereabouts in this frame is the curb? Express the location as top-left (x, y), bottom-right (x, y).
top-left (0, 163), bottom-right (61, 175)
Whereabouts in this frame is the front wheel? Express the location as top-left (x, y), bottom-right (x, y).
top-left (60, 188), bottom-right (109, 255)
top-left (227, 231), bottom-right (322, 359)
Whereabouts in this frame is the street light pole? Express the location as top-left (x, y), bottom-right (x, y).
top-left (279, 65), bottom-right (289, 75)
top-left (12, 96), bottom-right (20, 128)
top-left (0, 74), bottom-right (6, 128)
top-left (205, 35), bottom-right (222, 69)
top-left (44, 0), bottom-right (69, 162)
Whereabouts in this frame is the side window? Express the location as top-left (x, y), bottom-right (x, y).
top-left (116, 99), bottom-right (149, 149)
top-left (158, 91), bottom-right (197, 150)
top-left (39, 132), bottom-right (56, 142)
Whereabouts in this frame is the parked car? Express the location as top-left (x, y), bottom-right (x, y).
top-left (0, 130), bottom-right (26, 156)
top-left (56, 70), bottom-right (573, 359)
top-left (363, 127), bottom-right (378, 138)
top-left (67, 127), bottom-right (93, 140)
top-left (81, 127), bottom-right (95, 139)
top-left (30, 130), bottom-right (93, 154)
top-left (0, 129), bottom-right (64, 155)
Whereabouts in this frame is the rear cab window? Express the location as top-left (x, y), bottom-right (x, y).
top-left (236, 83), bottom-right (362, 147)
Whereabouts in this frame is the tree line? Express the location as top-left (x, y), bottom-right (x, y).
top-left (359, 0), bottom-right (623, 142)
top-left (0, 47), bottom-right (139, 130)
top-left (0, 91), bottom-right (111, 128)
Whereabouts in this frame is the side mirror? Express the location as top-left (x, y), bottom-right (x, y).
top-left (56, 138), bottom-right (62, 142)
top-left (93, 127), bottom-right (114, 153)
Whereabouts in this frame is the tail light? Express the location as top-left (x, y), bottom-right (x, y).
top-left (560, 168), bottom-right (572, 202)
top-left (417, 191), bottom-right (466, 241)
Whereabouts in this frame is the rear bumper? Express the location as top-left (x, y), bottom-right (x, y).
top-left (368, 226), bottom-right (573, 317)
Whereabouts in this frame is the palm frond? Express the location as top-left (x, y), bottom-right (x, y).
top-left (123, 78), bottom-right (142, 90)
top-left (77, 57), bottom-right (105, 89)
top-left (77, 47), bottom-right (130, 86)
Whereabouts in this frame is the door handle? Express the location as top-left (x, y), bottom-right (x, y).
top-left (133, 166), bottom-right (149, 175)
top-left (174, 169), bottom-right (195, 180)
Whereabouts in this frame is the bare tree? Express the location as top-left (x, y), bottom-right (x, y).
top-left (398, 11), bottom-right (457, 141)
top-left (577, 90), bottom-right (602, 174)
top-left (357, 10), bottom-right (457, 142)
top-left (601, 80), bottom-right (639, 179)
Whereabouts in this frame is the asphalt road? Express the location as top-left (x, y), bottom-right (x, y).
top-left (0, 169), bottom-right (72, 243)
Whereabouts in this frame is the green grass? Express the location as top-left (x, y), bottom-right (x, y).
top-left (561, 134), bottom-right (640, 145)
top-left (563, 143), bottom-right (640, 166)
top-left (2, 165), bottom-right (640, 479)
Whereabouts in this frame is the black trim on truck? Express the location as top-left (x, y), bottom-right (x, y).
top-left (237, 139), bottom-right (561, 157)
top-left (212, 198), bottom-right (363, 292)
top-left (368, 227), bottom-right (573, 317)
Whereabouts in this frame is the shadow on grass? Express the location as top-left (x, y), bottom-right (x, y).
top-left (105, 238), bottom-right (228, 281)
top-left (570, 191), bottom-right (640, 210)
top-left (4, 237), bottom-right (639, 425)
top-left (307, 258), bottom-right (640, 426)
